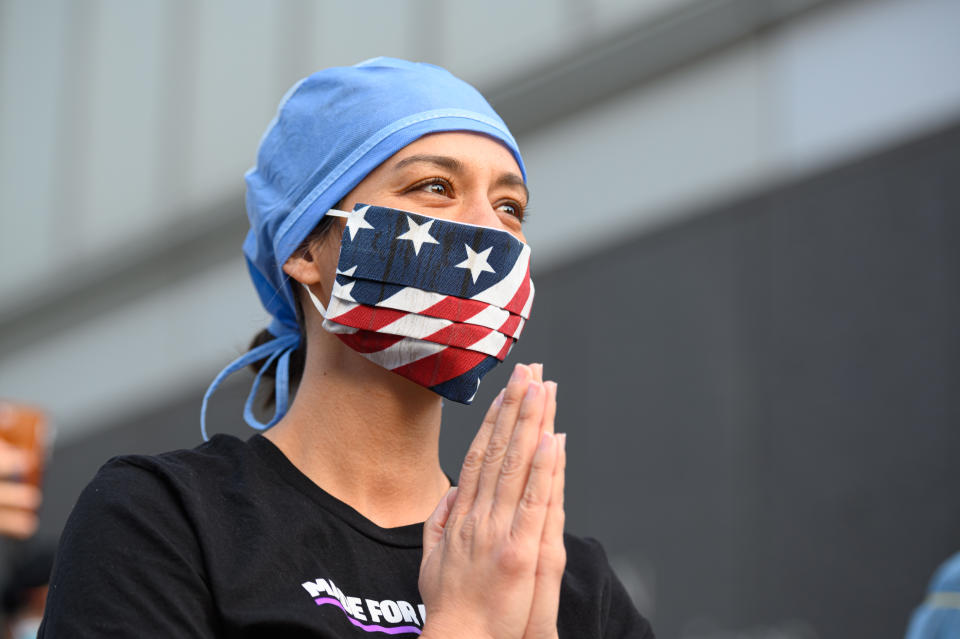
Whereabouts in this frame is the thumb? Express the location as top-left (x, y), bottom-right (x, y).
top-left (422, 486), bottom-right (458, 558)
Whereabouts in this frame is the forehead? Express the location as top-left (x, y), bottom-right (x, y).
top-left (387, 131), bottom-right (524, 176)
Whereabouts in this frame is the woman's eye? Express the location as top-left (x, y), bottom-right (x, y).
top-left (497, 202), bottom-right (524, 221)
top-left (413, 178), bottom-right (451, 196)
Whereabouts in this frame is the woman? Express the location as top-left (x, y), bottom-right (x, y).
top-left (40, 58), bottom-right (653, 638)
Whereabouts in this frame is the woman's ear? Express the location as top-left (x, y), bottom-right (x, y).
top-left (282, 241), bottom-right (326, 285)
top-left (283, 217), bottom-right (343, 290)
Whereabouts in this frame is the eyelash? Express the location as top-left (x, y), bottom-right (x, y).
top-left (411, 176), bottom-right (454, 197)
top-left (407, 177), bottom-right (528, 222)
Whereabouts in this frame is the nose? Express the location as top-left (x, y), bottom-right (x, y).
top-left (459, 193), bottom-right (503, 230)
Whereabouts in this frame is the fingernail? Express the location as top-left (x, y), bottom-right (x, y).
top-left (538, 431), bottom-right (552, 451)
top-left (9, 454), bottom-right (29, 475)
top-left (525, 382), bottom-right (542, 400)
top-left (510, 363), bottom-right (527, 382)
top-left (558, 433), bottom-right (567, 451)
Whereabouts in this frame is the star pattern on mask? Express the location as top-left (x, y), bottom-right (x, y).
top-left (396, 215), bottom-right (439, 255)
top-left (332, 279), bottom-right (356, 302)
top-left (455, 244), bottom-right (496, 283)
top-left (344, 206), bottom-right (374, 241)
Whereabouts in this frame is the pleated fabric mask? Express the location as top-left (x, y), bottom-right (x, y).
top-left (305, 204), bottom-right (534, 403)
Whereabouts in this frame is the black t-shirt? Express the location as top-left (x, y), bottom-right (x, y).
top-left (40, 434), bottom-right (653, 638)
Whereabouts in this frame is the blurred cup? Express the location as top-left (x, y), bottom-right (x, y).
top-left (0, 401), bottom-right (48, 488)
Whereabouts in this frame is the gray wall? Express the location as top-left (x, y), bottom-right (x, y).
top-left (31, 119), bottom-right (960, 638)
top-left (461, 119), bottom-right (959, 637)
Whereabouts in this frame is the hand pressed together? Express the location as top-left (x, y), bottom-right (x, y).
top-left (419, 363), bottom-right (566, 639)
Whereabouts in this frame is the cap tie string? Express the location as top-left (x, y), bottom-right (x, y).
top-left (201, 332), bottom-right (299, 440)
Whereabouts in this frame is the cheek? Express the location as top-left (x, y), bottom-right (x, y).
top-left (336, 175), bottom-right (399, 213)
top-left (496, 217), bottom-right (526, 243)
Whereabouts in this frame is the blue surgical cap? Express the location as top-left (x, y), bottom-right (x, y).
top-left (201, 57), bottom-right (526, 438)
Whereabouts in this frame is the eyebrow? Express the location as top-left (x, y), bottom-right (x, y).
top-left (393, 154), bottom-right (529, 202)
top-left (394, 154), bottom-right (463, 173)
top-left (493, 173), bottom-right (529, 202)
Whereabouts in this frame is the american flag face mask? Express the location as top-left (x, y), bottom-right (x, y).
top-left (303, 203), bottom-right (534, 404)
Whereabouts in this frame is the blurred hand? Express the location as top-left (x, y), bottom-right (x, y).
top-left (419, 363), bottom-right (565, 639)
top-left (0, 440), bottom-right (41, 539)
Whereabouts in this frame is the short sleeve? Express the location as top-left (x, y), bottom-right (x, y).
top-left (601, 559), bottom-right (655, 639)
top-left (559, 535), bottom-right (655, 638)
top-left (39, 458), bottom-right (220, 638)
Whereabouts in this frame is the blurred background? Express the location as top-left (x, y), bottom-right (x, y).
top-left (1, 0), bottom-right (958, 636)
